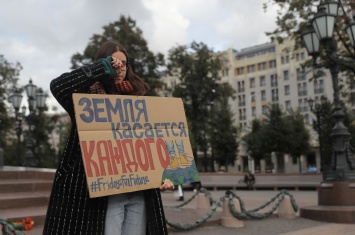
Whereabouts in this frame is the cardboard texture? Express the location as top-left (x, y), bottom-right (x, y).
top-left (73, 94), bottom-right (199, 198)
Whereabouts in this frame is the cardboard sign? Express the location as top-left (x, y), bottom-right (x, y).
top-left (73, 94), bottom-right (199, 198)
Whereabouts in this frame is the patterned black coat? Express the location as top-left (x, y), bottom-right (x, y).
top-left (43, 62), bottom-right (168, 235)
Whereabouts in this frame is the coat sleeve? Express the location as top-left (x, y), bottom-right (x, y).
top-left (50, 62), bottom-right (108, 115)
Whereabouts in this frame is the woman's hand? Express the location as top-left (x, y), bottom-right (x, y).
top-left (111, 57), bottom-right (124, 73)
top-left (160, 179), bottom-right (175, 191)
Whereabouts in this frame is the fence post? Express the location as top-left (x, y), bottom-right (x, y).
top-left (277, 195), bottom-right (297, 219)
top-left (196, 193), bottom-right (210, 209)
top-left (221, 198), bottom-right (244, 228)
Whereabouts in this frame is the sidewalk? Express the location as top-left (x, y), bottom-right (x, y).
top-left (161, 190), bottom-right (355, 235)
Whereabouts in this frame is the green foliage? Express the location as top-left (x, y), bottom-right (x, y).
top-left (28, 112), bottom-right (58, 168)
top-left (262, 104), bottom-right (291, 154)
top-left (311, 100), bottom-right (333, 169)
top-left (167, 41), bottom-right (237, 170)
top-left (242, 119), bottom-right (267, 161)
top-left (208, 95), bottom-right (238, 169)
top-left (284, 109), bottom-right (311, 158)
top-left (263, 0), bottom-right (355, 74)
top-left (70, 15), bottom-right (164, 95)
top-left (0, 55), bottom-right (22, 148)
top-left (243, 104), bottom-right (311, 171)
top-left (313, 99), bottom-right (355, 169)
top-left (263, 0), bottom-right (315, 42)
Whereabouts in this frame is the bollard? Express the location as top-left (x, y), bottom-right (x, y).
top-left (221, 197), bottom-right (244, 228)
top-left (196, 192), bottom-right (210, 210)
top-left (277, 195), bottom-right (297, 219)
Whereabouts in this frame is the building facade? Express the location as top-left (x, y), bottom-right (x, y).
top-left (162, 38), bottom-right (352, 173)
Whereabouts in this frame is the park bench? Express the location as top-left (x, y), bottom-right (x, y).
top-left (183, 173), bottom-right (322, 191)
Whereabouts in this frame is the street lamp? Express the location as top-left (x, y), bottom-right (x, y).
top-left (24, 79), bottom-right (47, 167)
top-left (301, 3), bottom-right (355, 182)
top-left (209, 77), bottom-right (216, 172)
top-left (9, 93), bottom-right (26, 165)
top-left (300, 0), bottom-right (355, 223)
top-left (308, 95), bottom-right (327, 172)
top-left (9, 79), bottom-right (47, 167)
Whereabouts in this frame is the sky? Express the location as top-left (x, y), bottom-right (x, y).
top-left (0, 0), bottom-right (279, 114)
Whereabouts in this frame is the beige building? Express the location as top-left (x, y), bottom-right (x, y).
top-left (162, 38), bottom-right (352, 173)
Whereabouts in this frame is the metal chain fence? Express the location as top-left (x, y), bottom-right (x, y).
top-left (165, 188), bottom-right (299, 231)
top-left (0, 218), bottom-right (25, 235)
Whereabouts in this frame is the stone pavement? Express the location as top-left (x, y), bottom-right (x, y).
top-left (1, 166), bottom-right (354, 235)
top-left (162, 190), bottom-right (355, 235)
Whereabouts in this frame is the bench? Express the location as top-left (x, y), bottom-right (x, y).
top-left (182, 173), bottom-right (322, 191)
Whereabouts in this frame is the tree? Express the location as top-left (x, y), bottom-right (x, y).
top-left (243, 119), bottom-right (268, 162)
top-left (208, 93), bottom-right (238, 171)
top-left (263, 1), bottom-right (355, 74)
top-left (243, 104), bottom-right (311, 173)
top-left (310, 100), bottom-right (334, 170)
top-left (70, 15), bottom-right (165, 95)
top-left (167, 41), bottom-right (236, 171)
top-left (0, 55), bottom-right (22, 163)
top-left (285, 109), bottom-right (311, 172)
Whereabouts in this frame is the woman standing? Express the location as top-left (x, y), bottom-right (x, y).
top-left (44, 41), bottom-right (174, 235)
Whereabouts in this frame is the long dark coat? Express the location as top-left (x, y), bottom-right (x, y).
top-left (43, 62), bottom-right (168, 235)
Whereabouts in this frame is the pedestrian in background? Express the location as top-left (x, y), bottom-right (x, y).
top-left (244, 170), bottom-right (255, 190)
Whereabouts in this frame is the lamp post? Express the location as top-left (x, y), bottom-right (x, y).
top-left (301, 1), bottom-right (355, 182)
top-left (308, 95), bottom-right (327, 172)
top-left (300, 0), bottom-right (355, 223)
top-left (9, 93), bottom-right (26, 165)
top-left (209, 77), bottom-right (216, 172)
top-left (10, 79), bottom-right (47, 167)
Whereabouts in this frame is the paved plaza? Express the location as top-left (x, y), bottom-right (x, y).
top-left (1, 166), bottom-right (354, 235)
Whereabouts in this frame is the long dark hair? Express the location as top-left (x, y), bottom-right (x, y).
top-left (95, 41), bottom-right (149, 95)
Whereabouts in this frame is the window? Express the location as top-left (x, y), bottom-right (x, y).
top-left (261, 90), bottom-right (266, 101)
top-left (314, 80), bottom-right (319, 94)
top-left (281, 55), bottom-right (290, 64)
top-left (258, 62), bottom-right (267, 71)
top-left (237, 67), bottom-right (245, 75)
top-left (304, 114), bottom-right (310, 125)
top-left (239, 108), bottom-right (246, 120)
top-left (271, 74), bottom-right (278, 87)
top-left (298, 83), bottom-right (302, 96)
top-left (285, 85), bottom-right (290, 96)
top-left (298, 99), bottom-right (304, 112)
top-left (262, 105), bottom-right (267, 114)
top-left (252, 107), bottom-right (256, 117)
top-left (238, 95), bottom-right (245, 106)
top-left (272, 89), bottom-right (279, 102)
top-left (269, 60), bottom-right (276, 68)
top-left (303, 82), bottom-right (307, 96)
top-left (238, 81), bottom-right (245, 92)
top-left (296, 53), bottom-right (300, 61)
top-left (247, 64), bottom-right (255, 73)
top-left (297, 68), bottom-right (306, 81)
top-left (222, 68), bottom-right (229, 77)
top-left (301, 52), bottom-right (305, 60)
top-left (250, 78), bottom-right (255, 88)
top-left (260, 76), bottom-right (266, 86)
top-left (285, 100), bottom-right (291, 110)
top-left (284, 70), bottom-right (289, 81)
top-left (319, 79), bottom-right (324, 93)
top-left (251, 93), bottom-right (256, 102)
top-left (304, 98), bottom-right (309, 111)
